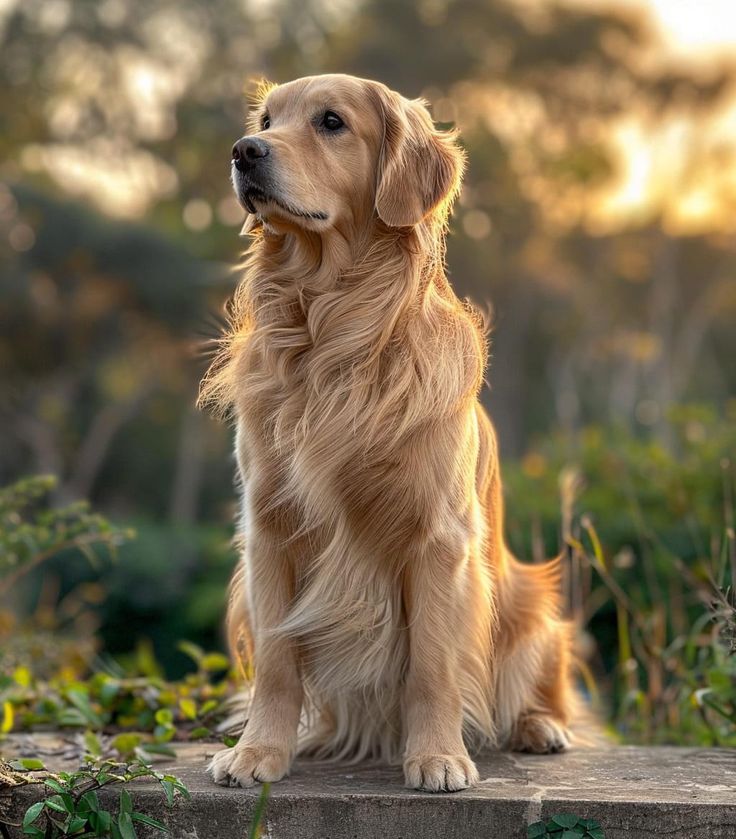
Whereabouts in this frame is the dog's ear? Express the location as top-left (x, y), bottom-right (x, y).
top-left (373, 89), bottom-right (465, 228)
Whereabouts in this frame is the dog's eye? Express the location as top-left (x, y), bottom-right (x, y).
top-left (321, 111), bottom-right (344, 131)
top-left (261, 113), bottom-right (270, 130)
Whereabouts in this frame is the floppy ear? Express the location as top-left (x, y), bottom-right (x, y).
top-left (374, 90), bottom-right (465, 228)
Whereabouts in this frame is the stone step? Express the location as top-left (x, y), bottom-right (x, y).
top-left (3, 741), bottom-right (736, 838)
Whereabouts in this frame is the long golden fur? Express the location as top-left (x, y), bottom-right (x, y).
top-left (201, 73), bottom-right (579, 793)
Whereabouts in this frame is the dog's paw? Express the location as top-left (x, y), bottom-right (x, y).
top-left (208, 743), bottom-right (291, 788)
top-left (403, 753), bottom-right (479, 793)
top-left (509, 713), bottom-right (571, 754)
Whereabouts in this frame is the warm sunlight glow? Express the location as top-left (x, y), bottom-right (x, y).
top-left (554, 0), bottom-right (736, 233)
top-left (640, 0), bottom-right (736, 57)
top-left (7, 0), bottom-right (736, 228)
top-left (567, 0), bottom-right (736, 58)
top-left (21, 142), bottom-right (179, 218)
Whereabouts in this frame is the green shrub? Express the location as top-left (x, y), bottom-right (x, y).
top-left (528, 814), bottom-right (604, 837)
top-left (1, 475), bottom-right (135, 682)
top-left (0, 475), bottom-right (132, 598)
top-left (4, 755), bottom-right (189, 839)
top-left (505, 404), bottom-right (736, 745)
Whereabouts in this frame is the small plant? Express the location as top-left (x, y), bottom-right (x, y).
top-left (0, 642), bottom-right (234, 750)
top-left (5, 755), bottom-right (189, 839)
top-left (528, 814), bottom-right (604, 838)
top-left (0, 475), bottom-right (133, 597)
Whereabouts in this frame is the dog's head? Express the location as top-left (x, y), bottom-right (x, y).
top-left (231, 74), bottom-right (464, 235)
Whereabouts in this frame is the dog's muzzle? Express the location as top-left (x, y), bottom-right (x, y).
top-left (231, 136), bottom-right (274, 213)
top-left (232, 136), bottom-right (270, 173)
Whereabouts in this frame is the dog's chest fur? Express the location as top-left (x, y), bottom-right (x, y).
top-left (232, 266), bottom-right (483, 704)
top-left (239, 289), bottom-right (442, 550)
top-left (235, 310), bottom-right (418, 697)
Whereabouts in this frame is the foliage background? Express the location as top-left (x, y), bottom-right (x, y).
top-left (1, 0), bottom-right (735, 742)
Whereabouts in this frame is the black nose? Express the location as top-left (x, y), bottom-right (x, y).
top-left (232, 137), bottom-right (270, 172)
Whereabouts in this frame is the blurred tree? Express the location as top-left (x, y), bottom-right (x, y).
top-left (1, 0), bottom-right (735, 668)
top-left (2, 0), bottom-right (735, 454)
top-left (0, 183), bottom-right (229, 514)
top-left (315, 0), bottom-right (736, 450)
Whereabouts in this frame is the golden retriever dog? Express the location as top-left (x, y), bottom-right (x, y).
top-left (201, 73), bottom-right (578, 793)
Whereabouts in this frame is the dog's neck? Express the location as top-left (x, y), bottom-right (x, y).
top-left (252, 216), bottom-right (447, 304)
top-left (198, 213), bottom-right (474, 422)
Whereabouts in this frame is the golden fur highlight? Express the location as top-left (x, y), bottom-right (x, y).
top-left (202, 74), bottom-right (582, 792)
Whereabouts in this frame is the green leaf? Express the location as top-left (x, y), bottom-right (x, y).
top-left (120, 788), bottom-right (133, 815)
top-left (99, 680), bottom-right (121, 708)
top-left (154, 708), bottom-right (174, 725)
top-left (527, 823), bottom-right (548, 838)
top-left (131, 812), bottom-right (168, 832)
top-left (139, 742), bottom-right (176, 757)
top-left (561, 832), bottom-right (583, 839)
top-left (552, 815), bottom-right (582, 829)
top-left (112, 733), bottom-right (143, 756)
top-left (21, 828), bottom-right (45, 839)
top-left (67, 814), bottom-right (88, 834)
top-left (22, 801), bottom-right (44, 829)
top-left (64, 687), bottom-right (106, 727)
top-left (13, 758), bottom-right (46, 771)
top-left (160, 779), bottom-right (175, 806)
top-left (201, 653), bottom-right (230, 672)
top-left (189, 726), bottom-right (211, 739)
top-left (153, 724), bottom-right (176, 742)
top-left (180, 698), bottom-right (197, 720)
top-left (587, 830), bottom-right (605, 839)
top-left (1, 700), bottom-right (14, 734)
top-left (89, 808), bottom-right (112, 837)
top-left (57, 708), bottom-right (91, 727)
top-left (44, 795), bottom-right (69, 814)
top-left (43, 779), bottom-right (67, 795)
top-left (78, 790), bottom-right (100, 814)
top-left (172, 778), bottom-right (191, 800)
top-left (177, 640), bottom-right (204, 664)
top-left (118, 811), bottom-right (137, 839)
top-left (85, 729), bottom-right (103, 756)
top-left (177, 785), bottom-right (191, 800)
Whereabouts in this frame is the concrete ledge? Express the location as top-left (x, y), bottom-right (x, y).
top-left (3, 741), bottom-right (736, 838)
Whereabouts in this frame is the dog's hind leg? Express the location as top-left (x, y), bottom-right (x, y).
top-left (508, 712), bottom-right (571, 754)
top-left (505, 623), bottom-right (575, 754)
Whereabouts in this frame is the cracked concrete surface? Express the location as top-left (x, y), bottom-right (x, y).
top-left (2, 738), bottom-right (736, 838)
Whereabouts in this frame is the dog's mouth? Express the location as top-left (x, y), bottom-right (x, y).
top-left (233, 171), bottom-right (328, 223)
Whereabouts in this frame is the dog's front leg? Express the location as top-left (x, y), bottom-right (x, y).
top-left (209, 531), bottom-right (302, 788)
top-left (402, 541), bottom-right (480, 793)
